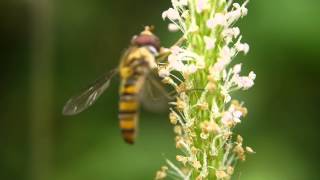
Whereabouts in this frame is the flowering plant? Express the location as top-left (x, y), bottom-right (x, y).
top-left (155, 0), bottom-right (255, 179)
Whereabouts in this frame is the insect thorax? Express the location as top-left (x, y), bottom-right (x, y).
top-left (120, 47), bottom-right (157, 79)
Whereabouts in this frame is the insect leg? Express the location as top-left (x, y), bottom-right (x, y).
top-left (172, 36), bottom-right (186, 47)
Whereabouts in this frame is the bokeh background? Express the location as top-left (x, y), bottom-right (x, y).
top-left (1, 0), bottom-right (320, 179)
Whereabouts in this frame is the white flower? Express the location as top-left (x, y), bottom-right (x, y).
top-left (210, 63), bottom-right (222, 80)
top-left (246, 146), bottom-right (256, 154)
top-left (220, 46), bottom-right (235, 62)
top-left (206, 19), bottom-right (215, 29)
top-left (171, 0), bottom-right (188, 8)
top-left (196, 0), bottom-right (210, 13)
top-left (211, 55), bottom-right (231, 81)
top-left (221, 87), bottom-right (231, 103)
top-left (207, 13), bottom-right (227, 28)
top-left (233, 110), bottom-right (242, 119)
top-left (231, 70), bottom-right (256, 90)
top-left (170, 46), bottom-right (203, 64)
top-left (222, 69), bottom-right (228, 81)
top-left (179, 0), bottom-right (188, 6)
top-left (249, 71), bottom-right (256, 80)
top-left (181, 10), bottom-right (189, 19)
top-left (211, 101), bottom-right (220, 118)
top-left (224, 94), bottom-right (231, 103)
top-left (226, 2), bottom-right (249, 25)
top-left (168, 54), bottom-right (184, 71)
top-left (235, 42), bottom-right (250, 54)
top-left (223, 27), bottom-right (240, 42)
top-left (234, 75), bottom-right (254, 90)
top-left (158, 67), bottom-right (171, 78)
top-left (211, 46), bottom-right (235, 79)
top-left (196, 56), bottom-right (205, 69)
top-left (167, 46), bottom-right (201, 75)
top-left (162, 8), bottom-right (180, 20)
top-left (171, 45), bottom-right (182, 55)
top-left (222, 104), bottom-right (244, 126)
top-left (232, 110), bottom-right (242, 123)
top-left (183, 64), bottom-right (197, 75)
top-left (204, 36), bottom-right (216, 50)
top-left (212, 59), bottom-right (227, 74)
top-left (233, 64), bottom-right (242, 74)
top-left (221, 111), bottom-right (233, 125)
top-left (189, 23), bottom-right (199, 33)
top-left (223, 27), bottom-right (241, 44)
top-left (232, 27), bottom-right (240, 37)
top-left (233, 2), bottom-right (248, 17)
top-left (168, 23), bottom-right (180, 32)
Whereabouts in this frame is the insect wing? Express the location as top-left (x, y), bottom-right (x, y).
top-left (62, 68), bottom-right (118, 116)
top-left (140, 70), bottom-right (173, 113)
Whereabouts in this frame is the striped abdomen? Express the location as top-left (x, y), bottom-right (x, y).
top-left (118, 76), bottom-right (144, 144)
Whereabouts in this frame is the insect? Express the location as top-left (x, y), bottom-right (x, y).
top-left (62, 26), bottom-right (173, 144)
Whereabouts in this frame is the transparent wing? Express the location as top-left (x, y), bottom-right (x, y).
top-left (140, 70), bottom-right (174, 113)
top-left (62, 68), bottom-right (118, 116)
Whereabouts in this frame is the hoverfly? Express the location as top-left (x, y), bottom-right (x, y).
top-left (62, 26), bottom-right (175, 144)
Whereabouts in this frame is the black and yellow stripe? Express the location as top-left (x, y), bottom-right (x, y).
top-left (118, 81), bottom-right (140, 144)
top-left (118, 44), bottom-right (158, 144)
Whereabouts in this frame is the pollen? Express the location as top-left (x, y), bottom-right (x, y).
top-left (234, 143), bottom-right (246, 161)
top-left (197, 102), bottom-right (209, 110)
top-left (191, 146), bottom-right (198, 155)
top-left (200, 132), bottom-right (209, 139)
top-left (237, 135), bottom-right (243, 144)
top-left (175, 136), bottom-right (183, 148)
top-left (201, 120), bottom-right (220, 134)
top-left (155, 171), bottom-right (166, 180)
top-left (176, 155), bottom-right (188, 165)
top-left (176, 82), bottom-right (187, 93)
top-left (155, 166), bottom-right (168, 180)
top-left (174, 125), bottom-right (182, 135)
top-left (208, 82), bottom-right (216, 92)
top-left (176, 97), bottom-right (186, 110)
top-left (231, 100), bottom-right (248, 117)
top-left (227, 166), bottom-right (234, 175)
top-left (216, 170), bottom-right (229, 179)
top-left (169, 112), bottom-right (178, 125)
top-left (192, 160), bottom-right (201, 170)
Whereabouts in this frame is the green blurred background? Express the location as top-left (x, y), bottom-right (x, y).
top-left (1, 0), bottom-right (320, 179)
